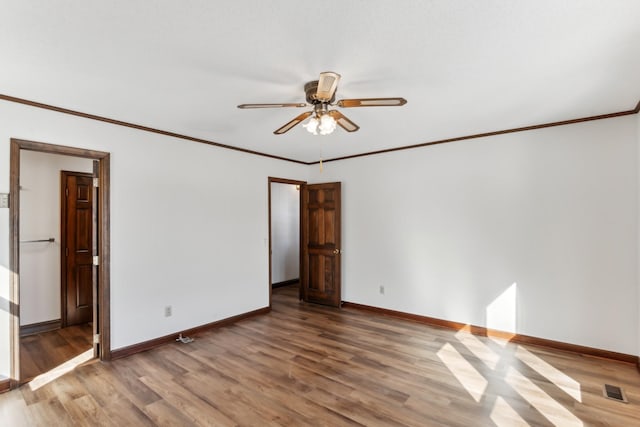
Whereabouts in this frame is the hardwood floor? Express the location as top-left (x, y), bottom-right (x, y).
top-left (20, 323), bottom-right (93, 382)
top-left (2, 284), bottom-right (639, 426)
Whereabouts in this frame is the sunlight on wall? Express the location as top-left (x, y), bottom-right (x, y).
top-left (29, 349), bottom-right (94, 390)
top-left (487, 282), bottom-right (517, 342)
top-left (437, 342), bottom-right (487, 402)
top-left (516, 346), bottom-right (582, 402)
top-left (0, 264), bottom-right (13, 305)
top-left (0, 265), bottom-right (12, 378)
top-left (505, 366), bottom-right (583, 427)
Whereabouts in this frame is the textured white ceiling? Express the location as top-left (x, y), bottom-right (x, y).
top-left (2, 1), bottom-right (639, 163)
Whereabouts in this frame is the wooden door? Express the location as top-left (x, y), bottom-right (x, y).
top-left (301, 182), bottom-right (341, 307)
top-left (61, 171), bottom-right (94, 327)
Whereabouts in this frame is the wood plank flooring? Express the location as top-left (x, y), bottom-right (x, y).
top-left (2, 284), bottom-right (639, 426)
top-left (20, 323), bottom-right (93, 382)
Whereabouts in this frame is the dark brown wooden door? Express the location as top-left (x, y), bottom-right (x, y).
top-left (301, 182), bottom-right (341, 307)
top-left (61, 171), bottom-right (94, 327)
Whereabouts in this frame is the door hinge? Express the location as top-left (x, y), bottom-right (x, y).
top-left (93, 333), bottom-right (100, 344)
top-left (65, 187), bottom-right (69, 197)
top-left (65, 247), bottom-right (69, 257)
top-left (93, 256), bottom-right (99, 266)
top-left (93, 178), bottom-right (99, 187)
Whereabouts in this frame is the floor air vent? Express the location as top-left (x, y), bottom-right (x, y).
top-left (603, 384), bottom-right (628, 403)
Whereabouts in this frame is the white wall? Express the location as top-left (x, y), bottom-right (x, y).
top-left (271, 183), bottom-right (299, 283)
top-left (19, 151), bottom-right (93, 325)
top-left (311, 115), bottom-right (638, 355)
top-left (0, 100), bottom-right (309, 378)
top-left (0, 99), bottom-right (638, 383)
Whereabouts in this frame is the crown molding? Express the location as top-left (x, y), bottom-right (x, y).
top-left (2, 93), bottom-right (638, 166)
top-left (317, 102), bottom-right (640, 164)
top-left (0, 93), bottom-right (307, 165)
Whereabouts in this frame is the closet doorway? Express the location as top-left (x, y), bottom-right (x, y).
top-left (9, 138), bottom-right (111, 389)
top-left (268, 177), bottom-right (305, 306)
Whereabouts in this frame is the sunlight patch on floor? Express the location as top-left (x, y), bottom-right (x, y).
top-left (505, 366), bottom-right (583, 427)
top-left (434, 281), bottom-right (585, 424)
top-left (516, 346), bottom-right (582, 402)
top-left (490, 396), bottom-right (530, 427)
top-left (488, 334), bottom-right (511, 347)
top-left (454, 329), bottom-right (500, 370)
top-left (437, 342), bottom-right (487, 402)
top-left (29, 349), bottom-right (94, 390)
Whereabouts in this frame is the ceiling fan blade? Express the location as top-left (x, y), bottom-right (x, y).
top-left (237, 103), bottom-right (307, 109)
top-left (328, 110), bottom-right (359, 132)
top-left (274, 111), bottom-right (313, 135)
top-left (315, 71), bottom-right (341, 102)
top-left (336, 97), bottom-right (407, 108)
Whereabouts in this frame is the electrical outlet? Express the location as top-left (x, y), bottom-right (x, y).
top-left (379, 285), bottom-right (385, 295)
top-left (164, 305), bottom-right (172, 317)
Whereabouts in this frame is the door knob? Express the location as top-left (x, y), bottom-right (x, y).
top-left (333, 249), bottom-right (340, 254)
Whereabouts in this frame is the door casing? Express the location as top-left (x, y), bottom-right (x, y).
top-left (9, 138), bottom-right (111, 389)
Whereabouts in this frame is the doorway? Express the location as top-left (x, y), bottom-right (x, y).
top-left (268, 177), bottom-right (305, 307)
top-left (268, 178), bottom-right (343, 309)
top-left (9, 138), bottom-right (111, 389)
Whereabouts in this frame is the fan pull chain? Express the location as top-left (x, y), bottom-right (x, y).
top-left (320, 158), bottom-right (323, 173)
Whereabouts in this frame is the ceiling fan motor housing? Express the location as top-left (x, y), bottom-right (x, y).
top-left (305, 80), bottom-right (335, 104)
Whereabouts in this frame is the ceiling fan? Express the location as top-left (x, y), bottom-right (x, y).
top-left (237, 71), bottom-right (407, 135)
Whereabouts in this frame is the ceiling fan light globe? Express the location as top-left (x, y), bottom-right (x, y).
top-left (303, 117), bottom-right (319, 135)
top-left (319, 114), bottom-right (337, 135)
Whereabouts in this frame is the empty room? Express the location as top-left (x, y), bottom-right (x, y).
top-left (1, 1), bottom-right (639, 426)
